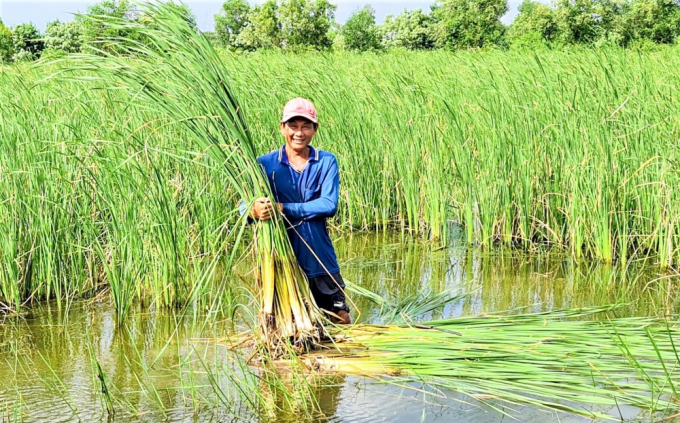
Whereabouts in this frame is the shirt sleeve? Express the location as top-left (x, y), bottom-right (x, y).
top-left (281, 156), bottom-right (339, 220)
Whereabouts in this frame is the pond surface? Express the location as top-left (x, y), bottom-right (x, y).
top-left (1, 232), bottom-right (678, 422)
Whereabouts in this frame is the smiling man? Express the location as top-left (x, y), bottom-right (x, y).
top-left (250, 97), bottom-right (350, 325)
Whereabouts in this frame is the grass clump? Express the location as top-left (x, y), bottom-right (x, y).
top-left (1, 20), bottom-right (679, 314)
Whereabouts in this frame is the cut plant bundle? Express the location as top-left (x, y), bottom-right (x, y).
top-left (254, 221), bottom-right (324, 348)
top-left (306, 306), bottom-right (680, 420)
top-left (47, 1), bottom-right (323, 348)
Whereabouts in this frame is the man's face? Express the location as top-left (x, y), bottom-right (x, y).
top-left (280, 118), bottom-right (317, 154)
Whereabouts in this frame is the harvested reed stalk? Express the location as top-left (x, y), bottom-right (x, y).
top-left (50, 1), bottom-right (323, 349)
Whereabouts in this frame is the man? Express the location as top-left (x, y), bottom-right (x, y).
top-left (250, 97), bottom-right (350, 325)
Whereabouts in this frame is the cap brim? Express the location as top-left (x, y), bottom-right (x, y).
top-left (282, 113), bottom-right (317, 124)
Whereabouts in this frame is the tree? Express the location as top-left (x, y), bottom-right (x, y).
top-left (381, 8), bottom-right (436, 50)
top-left (215, 0), bottom-right (251, 47)
top-left (552, 0), bottom-right (621, 45)
top-left (11, 23), bottom-right (44, 61)
top-left (341, 5), bottom-right (382, 51)
top-left (507, 0), bottom-right (558, 47)
top-left (78, 0), bottom-right (140, 52)
top-left (0, 22), bottom-right (13, 63)
top-left (278, 0), bottom-right (336, 50)
top-left (236, 0), bottom-right (281, 49)
top-left (432, 0), bottom-right (508, 49)
top-left (616, 0), bottom-right (680, 45)
top-left (44, 20), bottom-right (84, 54)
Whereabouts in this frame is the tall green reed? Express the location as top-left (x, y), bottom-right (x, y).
top-left (227, 48), bottom-right (680, 265)
top-left (1, 19), bottom-right (678, 317)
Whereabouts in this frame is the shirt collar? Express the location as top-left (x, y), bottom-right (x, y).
top-left (278, 145), bottom-right (319, 165)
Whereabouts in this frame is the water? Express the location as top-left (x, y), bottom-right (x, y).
top-left (1, 232), bottom-right (678, 422)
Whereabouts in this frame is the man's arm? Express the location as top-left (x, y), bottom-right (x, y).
top-left (281, 157), bottom-right (339, 220)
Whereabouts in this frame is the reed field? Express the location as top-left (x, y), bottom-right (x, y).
top-left (1, 6), bottom-right (680, 419)
top-left (1, 46), bottom-right (679, 311)
top-left (239, 48), bottom-right (680, 265)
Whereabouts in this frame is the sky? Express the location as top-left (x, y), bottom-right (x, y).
top-left (0, 0), bottom-right (526, 32)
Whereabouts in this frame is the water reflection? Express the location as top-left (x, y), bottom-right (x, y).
top-left (0, 232), bottom-right (678, 422)
top-left (334, 232), bottom-right (679, 321)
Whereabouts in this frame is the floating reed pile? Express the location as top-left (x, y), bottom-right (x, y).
top-left (304, 306), bottom-right (680, 420)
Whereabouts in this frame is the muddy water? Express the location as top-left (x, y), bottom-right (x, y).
top-left (1, 232), bottom-right (678, 422)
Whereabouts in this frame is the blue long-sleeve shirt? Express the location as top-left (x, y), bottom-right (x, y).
top-left (257, 145), bottom-right (340, 278)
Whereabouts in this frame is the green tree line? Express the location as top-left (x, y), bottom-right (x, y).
top-left (217, 0), bottom-right (680, 51)
top-left (1, 0), bottom-right (678, 62)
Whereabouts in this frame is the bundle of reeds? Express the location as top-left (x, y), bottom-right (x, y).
top-left (48, 1), bottom-right (323, 349)
top-left (310, 306), bottom-right (680, 420)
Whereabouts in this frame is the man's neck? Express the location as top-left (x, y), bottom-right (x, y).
top-left (286, 145), bottom-right (310, 161)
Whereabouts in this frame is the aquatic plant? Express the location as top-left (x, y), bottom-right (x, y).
top-left (45, 2), bottom-right (324, 345)
top-left (208, 48), bottom-right (680, 266)
top-left (1, 26), bottom-right (679, 313)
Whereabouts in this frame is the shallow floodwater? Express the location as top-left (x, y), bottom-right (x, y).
top-left (1, 231), bottom-right (678, 422)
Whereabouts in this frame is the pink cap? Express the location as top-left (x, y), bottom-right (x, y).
top-left (281, 97), bottom-right (317, 124)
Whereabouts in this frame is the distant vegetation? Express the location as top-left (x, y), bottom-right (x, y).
top-left (0, 0), bottom-right (679, 62)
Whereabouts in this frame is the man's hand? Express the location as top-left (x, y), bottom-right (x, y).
top-left (332, 310), bottom-right (351, 325)
top-left (251, 197), bottom-right (283, 221)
